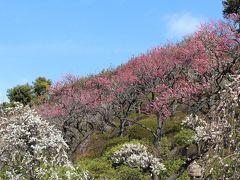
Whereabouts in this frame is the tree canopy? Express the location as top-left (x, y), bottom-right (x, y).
top-left (6, 76), bottom-right (51, 106)
top-left (7, 84), bottom-right (33, 105)
top-left (33, 76), bottom-right (51, 96)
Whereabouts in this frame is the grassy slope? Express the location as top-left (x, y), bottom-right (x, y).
top-left (75, 112), bottom-right (193, 179)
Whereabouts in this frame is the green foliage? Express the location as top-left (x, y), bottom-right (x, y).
top-left (7, 84), bottom-right (33, 105)
top-left (114, 166), bottom-right (150, 180)
top-left (32, 94), bottom-right (50, 105)
top-left (174, 128), bottom-right (195, 146)
top-left (79, 157), bottom-right (114, 179)
top-left (159, 159), bottom-right (190, 180)
top-left (128, 116), bottom-right (157, 141)
top-left (163, 119), bottom-right (182, 135)
top-left (163, 112), bottom-right (186, 135)
top-left (32, 77), bottom-right (52, 105)
top-left (6, 76), bottom-right (51, 106)
top-left (105, 135), bottom-right (129, 151)
top-left (79, 157), bottom-right (150, 180)
top-left (33, 76), bottom-right (51, 96)
top-left (159, 136), bottom-right (171, 159)
top-left (82, 132), bottom-right (129, 159)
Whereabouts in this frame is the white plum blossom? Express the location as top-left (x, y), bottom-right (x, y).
top-left (0, 103), bottom-right (90, 180)
top-left (111, 143), bottom-right (165, 176)
top-left (182, 114), bottom-right (222, 143)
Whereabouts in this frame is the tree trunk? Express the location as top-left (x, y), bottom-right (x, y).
top-left (118, 119), bottom-right (126, 136)
top-left (153, 112), bottom-right (163, 146)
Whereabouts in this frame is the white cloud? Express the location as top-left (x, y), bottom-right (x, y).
top-left (163, 13), bottom-right (204, 40)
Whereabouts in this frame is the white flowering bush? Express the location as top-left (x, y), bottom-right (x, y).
top-left (111, 143), bottom-right (165, 176)
top-left (0, 103), bottom-right (90, 180)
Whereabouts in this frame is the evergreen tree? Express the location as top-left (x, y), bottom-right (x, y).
top-left (7, 84), bottom-right (33, 105)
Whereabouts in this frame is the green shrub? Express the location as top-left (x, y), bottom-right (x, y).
top-left (104, 135), bottom-right (129, 151)
top-left (115, 166), bottom-right (150, 180)
top-left (79, 157), bottom-right (151, 180)
top-left (79, 157), bottom-right (114, 179)
top-left (163, 119), bottom-right (182, 135)
top-left (163, 112), bottom-right (186, 135)
top-left (128, 116), bottom-right (157, 141)
top-left (159, 136), bottom-right (171, 159)
top-left (174, 128), bottom-right (195, 146)
top-left (159, 159), bottom-right (190, 180)
top-left (82, 132), bottom-right (129, 159)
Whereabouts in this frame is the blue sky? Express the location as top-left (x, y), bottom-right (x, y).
top-left (0, 0), bottom-right (223, 102)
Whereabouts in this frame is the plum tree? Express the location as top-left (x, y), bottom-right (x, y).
top-left (0, 103), bottom-right (89, 179)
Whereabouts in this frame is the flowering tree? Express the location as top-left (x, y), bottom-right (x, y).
top-left (169, 74), bottom-right (240, 179)
top-left (39, 21), bottom-right (239, 149)
top-left (158, 20), bottom-right (240, 179)
top-left (0, 103), bottom-right (89, 180)
top-left (38, 75), bottom-right (96, 155)
top-left (132, 21), bottom-right (240, 146)
top-left (105, 65), bottom-right (146, 136)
